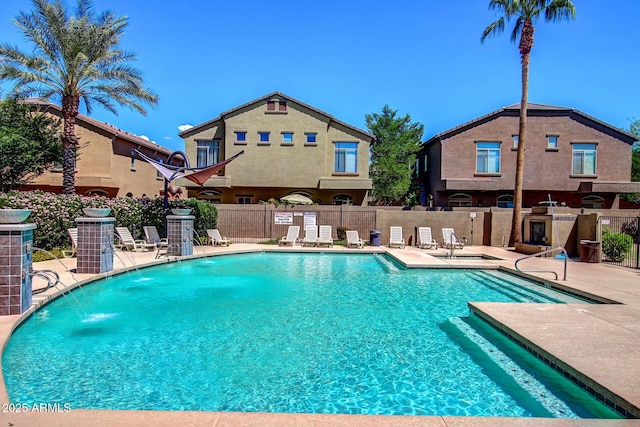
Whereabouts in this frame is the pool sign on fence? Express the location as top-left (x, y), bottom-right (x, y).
top-left (274, 213), bottom-right (293, 225)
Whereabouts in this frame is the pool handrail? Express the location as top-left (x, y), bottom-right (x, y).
top-left (514, 246), bottom-right (567, 281)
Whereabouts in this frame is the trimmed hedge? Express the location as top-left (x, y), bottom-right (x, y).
top-left (0, 191), bottom-right (217, 251)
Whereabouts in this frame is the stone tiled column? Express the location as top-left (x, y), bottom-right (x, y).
top-left (166, 215), bottom-right (194, 256)
top-left (76, 217), bottom-right (115, 274)
top-left (0, 224), bottom-right (35, 315)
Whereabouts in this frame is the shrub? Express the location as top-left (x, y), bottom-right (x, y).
top-left (336, 226), bottom-right (351, 242)
top-left (0, 191), bottom-right (217, 251)
top-left (601, 228), bottom-right (633, 262)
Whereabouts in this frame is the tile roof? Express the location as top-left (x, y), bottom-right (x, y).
top-left (425, 103), bottom-right (638, 145)
top-left (178, 91), bottom-right (374, 140)
top-left (23, 98), bottom-right (174, 155)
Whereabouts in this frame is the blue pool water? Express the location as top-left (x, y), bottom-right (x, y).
top-left (3, 253), bottom-right (620, 418)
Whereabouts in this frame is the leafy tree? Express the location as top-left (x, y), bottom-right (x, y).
top-left (366, 105), bottom-right (424, 205)
top-left (0, 0), bottom-right (159, 195)
top-left (482, 0), bottom-right (575, 246)
top-left (0, 98), bottom-right (61, 191)
top-left (620, 119), bottom-right (640, 204)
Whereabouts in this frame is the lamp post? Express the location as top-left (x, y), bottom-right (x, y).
top-left (469, 211), bottom-right (477, 246)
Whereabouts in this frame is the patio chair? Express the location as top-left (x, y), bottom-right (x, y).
top-left (206, 229), bottom-right (231, 246)
top-left (144, 225), bottom-right (173, 258)
top-left (116, 226), bottom-right (157, 252)
top-left (345, 230), bottom-right (364, 249)
top-left (418, 227), bottom-right (438, 249)
top-left (389, 226), bottom-right (405, 249)
top-left (278, 225), bottom-right (300, 246)
top-left (62, 228), bottom-right (78, 258)
top-left (144, 226), bottom-right (168, 245)
top-left (442, 228), bottom-right (464, 250)
top-left (318, 225), bottom-right (333, 247)
top-left (303, 225), bottom-right (319, 246)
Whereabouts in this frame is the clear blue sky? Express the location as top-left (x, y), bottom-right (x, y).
top-left (1, 1), bottom-right (638, 152)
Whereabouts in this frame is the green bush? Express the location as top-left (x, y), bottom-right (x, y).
top-left (336, 226), bottom-right (351, 242)
top-left (601, 228), bottom-right (633, 262)
top-left (0, 191), bottom-right (217, 251)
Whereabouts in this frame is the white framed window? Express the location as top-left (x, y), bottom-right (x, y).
top-left (512, 135), bottom-right (519, 149)
top-left (332, 194), bottom-right (353, 205)
top-left (235, 131), bottom-right (247, 143)
top-left (237, 195), bottom-right (252, 204)
top-left (259, 132), bottom-right (270, 143)
top-left (305, 132), bottom-right (317, 144)
top-left (581, 195), bottom-right (605, 209)
top-left (282, 132), bottom-right (293, 144)
top-left (496, 194), bottom-right (514, 208)
top-left (156, 159), bottom-right (164, 180)
top-left (334, 142), bottom-right (358, 173)
top-left (476, 142), bottom-right (501, 174)
top-left (547, 135), bottom-right (559, 149)
top-left (196, 140), bottom-right (220, 167)
top-left (572, 143), bottom-right (597, 175)
top-left (448, 193), bottom-right (472, 207)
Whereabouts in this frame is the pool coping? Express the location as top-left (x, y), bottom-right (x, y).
top-left (1, 244), bottom-right (639, 425)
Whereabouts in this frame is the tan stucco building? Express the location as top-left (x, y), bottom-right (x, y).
top-left (178, 92), bottom-right (373, 205)
top-left (419, 103), bottom-right (640, 209)
top-left (22, 99), bottom-right (178, 198)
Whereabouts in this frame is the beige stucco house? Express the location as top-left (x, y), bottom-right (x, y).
top-left (22, 99), bottom-right (178, 198)
top-left (178, 92), bottom-right (373, 205)
top-left (419, 103), bottom-right (640, 209)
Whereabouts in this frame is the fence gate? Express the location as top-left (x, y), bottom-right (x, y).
top-left (600, 216), bottom-right (640, 269)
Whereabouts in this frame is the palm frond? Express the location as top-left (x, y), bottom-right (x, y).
top-left (481, 18), bottom-right (506, 42)
top-left (545, 0), bottom-right (576, 22)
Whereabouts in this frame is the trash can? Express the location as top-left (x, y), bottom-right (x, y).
top-left (579, 240), bottom-right (600, 263)
top-left (369, 230), bottom-right (382, 246)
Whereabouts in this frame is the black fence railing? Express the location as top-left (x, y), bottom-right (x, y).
top-left (216, 207), bottom-right (377, 243)
top-left (600, 216), bottom-right (639, 269)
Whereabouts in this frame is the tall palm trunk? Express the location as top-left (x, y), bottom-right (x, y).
top-left (61, 95), bottom-right (80, 195)
top-left (509, 19), bottom-right (534, 246)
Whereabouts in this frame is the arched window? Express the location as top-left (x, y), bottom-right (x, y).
top-left (332, 194), bottom-right (353, 205)
top-left (197, 190), bottom-right (221, 203)
top-left (448, 193), bottom-right (472, 207)
top-left (581, 195), bottom-right (605, 209)
top-left (84, 188), bottom-right (108, 197)
top-left (496, 194), bottom-right (514, 208)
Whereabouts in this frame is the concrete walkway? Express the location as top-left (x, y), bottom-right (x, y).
top-left (1, 244), bottom-right (639, 426)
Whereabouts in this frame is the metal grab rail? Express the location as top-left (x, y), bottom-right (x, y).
top-left (448, 231), bottom-right (463, 258)
top-left (514, 246), bottom-right (568, 281)
top-left (30, 269), bottom-right (61, 294)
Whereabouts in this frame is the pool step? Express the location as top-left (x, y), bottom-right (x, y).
top-left (447, 317), bottom-right (579, 418)
top-left (476, 270), bottom-right (589, 304)
top-left (469, 271), bottom-right (560, 303)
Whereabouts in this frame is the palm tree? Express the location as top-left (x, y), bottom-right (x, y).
top-left (481, 0), bottom-right (575, 246)
top-left (0, 0), bottom-right (158, 194)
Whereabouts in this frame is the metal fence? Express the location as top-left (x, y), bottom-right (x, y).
top-left (217, 206), bottom-right (377, 243)
top-left (600, 216), bottom-right (640, 269)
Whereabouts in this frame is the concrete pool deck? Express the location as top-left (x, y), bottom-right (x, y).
top-left (1, 243), bottom-right (639, 426)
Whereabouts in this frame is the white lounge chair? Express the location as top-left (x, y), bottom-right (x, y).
top-left (418, 227), bottom-right (438, 249)
top-left (303, 225), bottom-right (319, 246)
top-left (442, 228), bottom-right (464, 249)
top-left (116, 226), bottom-right (157, 251)
top-left (144, 225), bottom-right (173, 258)
top-left (318, 225), bottom-right (333, 247)
top-left (346, 230), bottom-right (364, 248)
top-left (144, 226), bottom-right (168, 245)
top-left (278, 225), bottom-right (300, 246)
top-left (62, 228), bottom-right (78, 258)
top-left (389, 226), bottom-right (405, 249)
top-left (207, 229), bottom-right (230, 246)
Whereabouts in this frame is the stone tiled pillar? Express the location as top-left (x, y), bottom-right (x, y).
top-left (166, 215), bottom-right (194, 256)
top-left (76, 217), bottom-right (115, 274)
top-left (0, 224), bottom-right (35, 315)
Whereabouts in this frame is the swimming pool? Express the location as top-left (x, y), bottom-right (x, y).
top-left (2, 252), bottom-right (620, 418)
